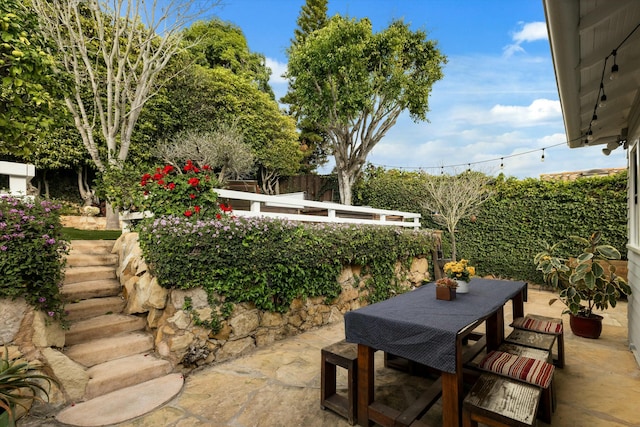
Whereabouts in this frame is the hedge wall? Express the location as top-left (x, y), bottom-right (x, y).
top-left (355, 169), bottom-right (628, 283)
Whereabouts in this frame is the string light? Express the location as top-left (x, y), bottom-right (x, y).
top-left (541, 149), bottom-right (545, 162)
top-left (610, 50), bottom-right (619, 80)
top-left (368, 140), bottom-right (570, 172)
top-left (500, 158), bottom-right (504, 169)
top-left (599, 83), bottom-right (607, 108)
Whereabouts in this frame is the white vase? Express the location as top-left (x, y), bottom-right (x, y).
top-left (456, 280), bottom-right (470, 294)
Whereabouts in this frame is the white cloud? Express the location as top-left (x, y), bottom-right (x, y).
top-left (504, 21), bottom-right (548, 57)
top-left (488, 99), bottom-right (561, 126)
top-left (265, 57), bottom-right (288, 85)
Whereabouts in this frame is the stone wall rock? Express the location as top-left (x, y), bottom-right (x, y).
top-left (0, 298), bottom-right (28, 343)
top-left (110, 234), bottom-right (430, 373)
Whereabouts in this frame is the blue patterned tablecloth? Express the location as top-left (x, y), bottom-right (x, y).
top-left (345, 278), bottom-right (526, 373)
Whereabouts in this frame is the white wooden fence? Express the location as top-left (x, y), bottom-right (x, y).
top-left (121, 188), bottom-right (422, 231)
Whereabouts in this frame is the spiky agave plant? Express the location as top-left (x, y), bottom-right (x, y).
top-left (0, 346), bottom-right (58, 426)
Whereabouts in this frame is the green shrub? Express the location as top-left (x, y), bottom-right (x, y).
top-left (138, 216), bottom-right (436, 312)
top-left (355, 168), bottom-right (628, 282)
top-left (0, 196), bottom-right (68, 323)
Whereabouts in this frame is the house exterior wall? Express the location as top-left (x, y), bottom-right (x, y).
top-left (627, 119), bottom-right (640, 366)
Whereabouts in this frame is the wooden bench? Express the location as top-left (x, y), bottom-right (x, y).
top-left (320, 340), bottom-right (358, 425)
top-left (463, 373), bottom-right (541, 427)
top-left (497, 344), bottom-right (556, 422)
top-left (511, 314), bottom-right (565, 368)
top-left (505, 329), bottom-right (556, 357)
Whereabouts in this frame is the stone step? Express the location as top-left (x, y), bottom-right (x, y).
top-left (69, 240), bottom-right (115, 254)
top-left (84, 353), bottom-right (173, 399)
top-left (65, 332), bottom-right (154, 368)
top-left (66, 253), bottom-right (119, 268)
top-left (61, 279), bottom-right (122, 302)
top-left (64, 266), bottom-right (116, 285)
top-left (65, 314), bottom-right (146, 346)
top-left (65, 297), bottom-right (126, 322)
top-left (55, 373), bottom-right (184, 426)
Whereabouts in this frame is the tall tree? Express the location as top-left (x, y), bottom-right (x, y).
top-left (421, 171), bottom-right (493, 261)
top-left (182, 19), bottom-right (274, 98)
top-left (163, 65), bottom-right (301, 194)
top-left (282, 0), bottom-right (329, 173)
top-left (30, 0), bottom-right (217, 228)
top-left (287, 16), bottom-right (446, 204)
top-left (0, 0), bottom-right (61, 156)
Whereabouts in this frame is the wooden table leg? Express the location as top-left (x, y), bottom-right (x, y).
top-left (512, 288), bottom-right (525, 319)
top-left (441, 337), bottom-right (463, 427)
top-left (357, 344), bottom-right (375, 426)
top-left (486, 306), bottom-right (504, 352)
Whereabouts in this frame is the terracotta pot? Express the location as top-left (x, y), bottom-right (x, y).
top-left (569, 313), bottom-right (603, 339)
top-left (436, 286), bottom-right (456, 301)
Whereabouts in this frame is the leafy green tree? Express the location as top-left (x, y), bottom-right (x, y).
top-left (0, 0), bottom-right (61, 156)
top-left (287, 16), bottom-right (446, 204)
top-left (282, 0), bottom-right (329, 173)
top-left (161, 64), bottom-right (301, 194)
top-left (182, 19), bottom-right (273, 98)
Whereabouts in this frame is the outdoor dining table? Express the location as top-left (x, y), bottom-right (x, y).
top-left (344, 277), bottom-right (527, 427)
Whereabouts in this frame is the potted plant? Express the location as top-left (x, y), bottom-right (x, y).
top-left (443, 259), bottom-right (475, 293)
top-left (534, 231), bottom-right (632, 339)
top-left (0, 346), bottom-right (58, 427)
top-left (435, 277), bottom-right (458, 300)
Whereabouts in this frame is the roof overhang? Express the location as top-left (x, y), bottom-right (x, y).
top-left (542, 0), bottom-right (640, 150)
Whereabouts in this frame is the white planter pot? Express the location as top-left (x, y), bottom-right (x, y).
top-left (456, 280), bottom-right (470, 294)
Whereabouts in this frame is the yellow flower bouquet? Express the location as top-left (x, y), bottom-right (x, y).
top-left (443, 259), bottom-right (475, 282)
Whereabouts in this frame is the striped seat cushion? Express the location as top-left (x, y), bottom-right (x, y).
top-left (478, 350), bottom-right (555, 389)
top-left (511, 315), bottom-right (563, 335)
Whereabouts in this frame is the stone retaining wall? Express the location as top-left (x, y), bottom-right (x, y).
top-left (113, 232), bottom-right (430, 372)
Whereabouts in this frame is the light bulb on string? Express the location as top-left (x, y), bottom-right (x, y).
top-left (610, 50), bottom-right (619, 80)
top-left (587, 129), bottom-right (594, 141)
top-left (440, 166), bottom-right (444, 175)
top-left (500, 158), bottom-right (504, 169)
top-left (467, 163), bottom-right (471, 172)
top-left (541, 149), bottom-right (545, 162)
top-left (599, 83), bottom-right (607, 108)
top-left (592, 113), bottom-right (598, 125)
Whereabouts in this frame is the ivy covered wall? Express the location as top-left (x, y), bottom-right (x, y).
top-left (355, 168), bottom-right (628, 282)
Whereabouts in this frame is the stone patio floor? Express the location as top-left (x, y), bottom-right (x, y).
top-left (18, 287), bottom-right (640, 427)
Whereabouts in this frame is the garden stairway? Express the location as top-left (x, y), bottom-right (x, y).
top-left (54, 240), bottom-right (183, 427)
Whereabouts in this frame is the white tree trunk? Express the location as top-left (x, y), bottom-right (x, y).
top-left (337, 169), bottom-right (354, 205)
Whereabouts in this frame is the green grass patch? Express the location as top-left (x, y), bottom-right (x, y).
top-left (62, 228), bottom-right (122, 241)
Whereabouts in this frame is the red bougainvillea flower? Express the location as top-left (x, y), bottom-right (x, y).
top-left (188, 177), bottom-right (200, 187)
top-left (219, 203), bottom-right (233, 212)
top-left (167, 182), bottom-right (176, 190)
top-left (194, 205), bottom-right (201, 213)
top-left (153, 173), bottom-right (163, 181)
top-left (184, 210), bottom-right (193, 217)
top-left (163, 165), bottom-right (174, 174)
top-left (157, 179), bottom-right (165, 185)
top-left (203, 165), bottom-right (211, 170)
top-left (216, 213), bottom-right (221, 219)
top-left (189, 193), bottom-right (196, 199)
top-left (184, 160), bottom-right (194, 172)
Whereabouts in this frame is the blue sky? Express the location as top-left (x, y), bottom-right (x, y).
top-left (211, 0), bottom-right (626, 178)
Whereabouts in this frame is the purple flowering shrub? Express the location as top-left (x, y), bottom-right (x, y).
top-left (0, 195), bottom-right (68, 323)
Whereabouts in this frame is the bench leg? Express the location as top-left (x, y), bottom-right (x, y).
top-left (555, 333), bottom-right (565, 368)
top-left (539, 386), bottom-right (553, 424)
top-left (321, 356), bottom-right (337, 408)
